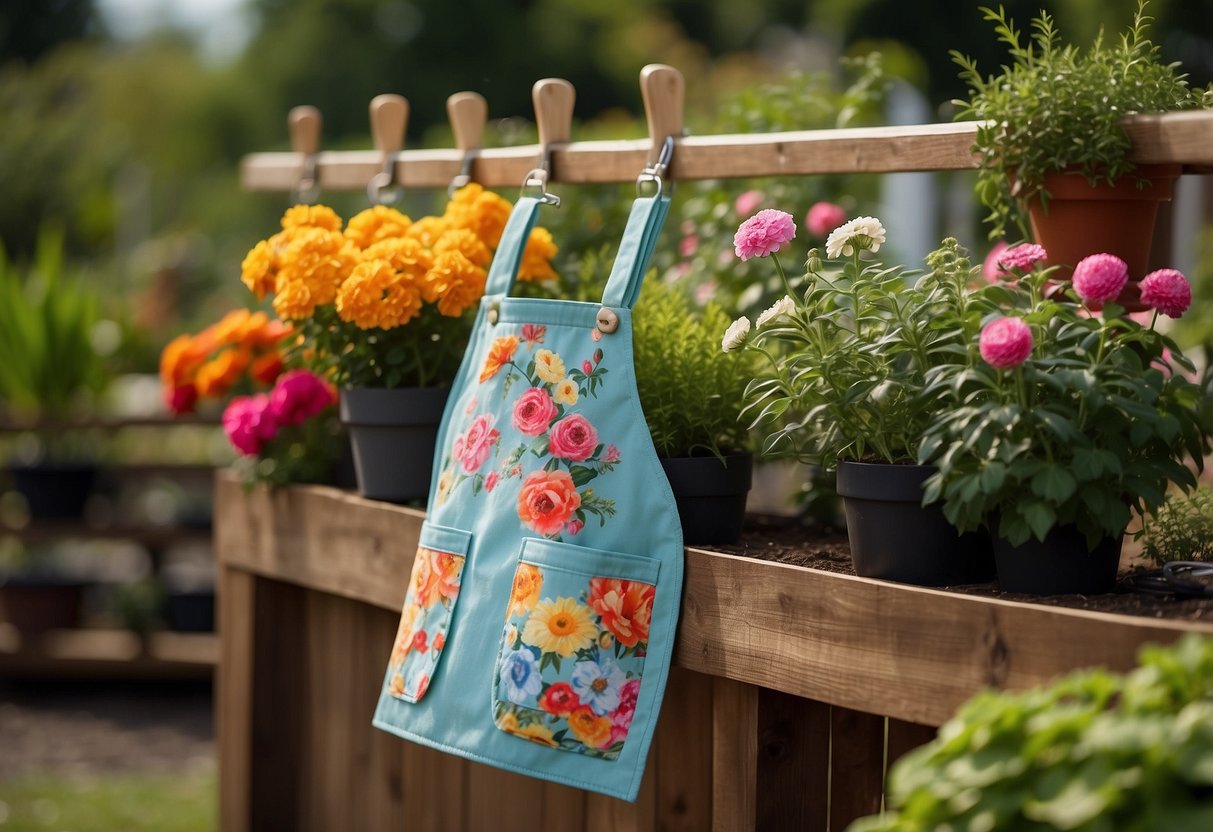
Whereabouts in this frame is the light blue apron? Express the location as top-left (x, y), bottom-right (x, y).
top-left (372, 192), bottom-right (683, 802)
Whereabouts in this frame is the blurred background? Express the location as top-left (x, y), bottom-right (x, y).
top-left (1, 1), bottom-right (1211, 828)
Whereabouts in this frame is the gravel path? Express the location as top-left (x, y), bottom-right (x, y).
top-left (0, 680), bottom-right (213, 781)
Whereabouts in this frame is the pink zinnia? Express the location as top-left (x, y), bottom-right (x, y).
top-left (734, 190), bottom-right (763, 217)
top-left (679, 234), bottom-right (699, 258)
top-left (1139, 269), bottom-right (1192, 318)
top-left (733, 209), bottom-right (796, 261)
top-left (1071, 253), bottom-right (1128, 305)
top-left (998, 243), bottom-right (1047, 273)
top-left (805, 202), bottom-right (847, 237)
top-left (979, 317), bottom-right (1033, 370)
top-left (982, 241), bottom-right (1009, 283)
top-left (267, 370), bottom-right (335, 426)
top-left (222, 394), bottom-right (279, 456)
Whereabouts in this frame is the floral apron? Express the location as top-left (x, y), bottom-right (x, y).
top-left (372, 192), bottom-right (683, 802)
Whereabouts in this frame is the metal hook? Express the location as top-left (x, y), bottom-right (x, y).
top-left (366, 94), bottom-right (408, 205)
top-left (636, 134), bottom-right (676, 197)
top-left (448, 150), bottom-right (478, 199)
top-left (520, 143), bottom-right (559, 206)
top-left (521, 79), bottom-right (573, 207)
top-left (446, 91), bottom-right (487, 198)
top-left (367, 156), bottom-right (401, 205)
top-left (288, 105), bottom-right (322, 204)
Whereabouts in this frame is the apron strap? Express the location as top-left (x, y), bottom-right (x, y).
top-left (599, 194), bottom-right (671, 311)
top-left (483, 196), bottom-right (543, 298)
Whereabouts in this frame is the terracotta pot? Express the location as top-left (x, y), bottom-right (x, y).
top-left (1026, 164), bottom-right (1181, 311)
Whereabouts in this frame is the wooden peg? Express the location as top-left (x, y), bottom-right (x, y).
top-left (369, 93), bottom-right (409, 154)
top-left (288, 105), bottom-right (322, 156)
top-left (640, 64), bottom-right (684, 160)
top-left (447, 92), bottom-right (487, 152)
top-left (531, 78), bottom-right (575, 148)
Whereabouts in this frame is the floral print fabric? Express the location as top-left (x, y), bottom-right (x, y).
top-left (387, 542), bottom-right (467, 703)
top-left (493, 557), bottom-right (654, 760)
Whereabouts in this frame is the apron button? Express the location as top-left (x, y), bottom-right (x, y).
top-left (488, 304), bottom-right (500, 324)
top-left (596, 307), bottom-right (619, 334)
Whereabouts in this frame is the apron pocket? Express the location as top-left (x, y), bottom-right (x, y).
top-left (492, 537), bottom-right (661, 760)
top-left (385, 522), bottom-right (472, 703)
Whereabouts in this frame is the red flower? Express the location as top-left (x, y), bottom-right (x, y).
top-left (412, 630), bottom-right (429, 654)
top-left (539, 682), bottom-right (581, 716)
top-left (517, 469), bottom-right (581, 536)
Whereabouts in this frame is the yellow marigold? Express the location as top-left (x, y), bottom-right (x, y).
top-left (404, 216), bottom-right (450, 249)
top-left (271, 275), bottom-right (317, 321)
top-left (276, 228), bottom-right (359, 313)
top-left (345, 205), bottom-right (413, 249)
top-left (281, 204), bottom-right (342, 232)
top-left (336, 259), bottom-right (423, 330)
top-left (240, 240), bottom-right (278, 299)
top-left (422, 250), bottom-right (487, 317)
top-left (433, 228), bottom-right (492, 269)
top-left (445, 183), bottom-right (512, 249)
top-left (518, 227), bottom-right (559, 283)
top-left (363, 237), bottom-right (433, 281)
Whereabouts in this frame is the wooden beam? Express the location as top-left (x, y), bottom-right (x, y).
top-left (240, 112), bottom-right (1213, 192)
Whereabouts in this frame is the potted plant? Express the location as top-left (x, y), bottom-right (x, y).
top-left (848, 634), bottom-right (1213, 832)
top-left (238, 188), bottom-right (558, 502)
top-left (632, 279), bottom-right (753, 544)
top-left (727, 210), bottom-right (994, 586)
top-left (953, 0), bottom-right (1212, 305)
top-left (918, 249), bottom-right (1212, 594)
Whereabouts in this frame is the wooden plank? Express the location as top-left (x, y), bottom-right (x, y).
top-left (828, 707), bottom-right (885, 830)
top-left (302, 592), bottom-right (356, 832)
top-left (399, 734), bottom-right (466, 831)
top-left (541, 780), bottom-right (587, 829)
top-left (465, 762), bottom-right (547, 832)
top-left (711, 677), bottom-right (757, 832)
top-left (655, 668), bottom-right (713, 832)
top-left (585, 769), bottom-right (656, 832)
top-left (885, 719), bottom-right (937, 770)
top-left (755, 689), bottom-right (830, 832)
top-left (364, 605), bottom-right (410, 830)
top-left (217, 567), bottom-right (255, 832)
top-left (240, 112), bottom-right (1213, 192)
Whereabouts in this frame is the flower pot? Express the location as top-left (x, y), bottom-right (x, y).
top-left (7, 462), bottom-right (97, 519)
top-left (991, 525), bottom-right (1122, 595)
top-left (1027, 164), bottom-right (1181, 310)
top-left (836, 461), bottom-right (995, 586)
top-left (659, 452), bottom-right (753, 545)
top-left (0, 575), bottom-right (85, 636)
top-left (340, 386), bottom-right (450, 503)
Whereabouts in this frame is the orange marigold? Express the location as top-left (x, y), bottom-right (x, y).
top-left (345, 205), bottom-right (413, 249)
top-left (433, 228), bottom-right (493, 269)
top-left (281, 204), bottom-right (342, 232)
top-left (404, 216), bottom-right (450, 248)
top-left (194, 348), bottom-right (251, 398)
top-left (240, 240), bottom-right (278, 300)
top-left (272, 276), bottom-right (318, 321)
top-left (518, 227), bottom-right (558, 283)
top-left (445, 183), bottom-right (512, 248)
top-left (336, 259), bottom-right (423, 330)
top-left (363, 237), bottom-right (433, 281)
top-left (479, 335), bottom-right (519, 383)
top-left (159, 334), bottom-right (205, 387)
top-left (423, 250), bottom-right (487, 317)
top-left (275, 228), bottom-right (359, 315)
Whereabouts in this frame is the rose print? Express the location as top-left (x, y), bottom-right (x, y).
top-left (412, 630), bottom-right (429, 654)
top-left (485, 471), bottom-right (500, 492)
top-left (512, 387), bottom-right (558, 436)
top-left (517, 469), bottom-right (581, 536)
top-left (539, 682), bottom-right (582, 716)
top-left (456, 412), bottom-right (499, 473)
top-left (588, 578), bottom-right (654, 648)
top-left (609, 678), bottom-right (642, 745)
top-left (548, 413), bottom-right (598, 462)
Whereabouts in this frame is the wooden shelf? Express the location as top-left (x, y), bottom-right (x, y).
top-left (0, 624), bottom-right (216, 679)
top-left (2, 520), bottom-right (211, 548)
top-left (0, 415), bottom-right (220, 432)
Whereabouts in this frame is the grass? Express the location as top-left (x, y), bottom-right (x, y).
top-left (0, 766), bottom-right (214, 831)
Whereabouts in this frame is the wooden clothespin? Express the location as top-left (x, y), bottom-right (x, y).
top-left (288, 105), bottom-right (322, 204)
top-left (522, 78), bottom-right (575, 205)
top-left (367, 93), bottom-right (409, 205)
top-left (638, 64), bottom-right (684, 191)
top-left (446, 91), bottom-right (487, 196)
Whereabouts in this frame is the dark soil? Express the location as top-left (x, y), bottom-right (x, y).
top-left (704, 514), bottom-right (1213, 621)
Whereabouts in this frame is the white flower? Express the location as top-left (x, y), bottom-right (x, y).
top-left (825, 216), bottom-right (887, 259)
top-left (756, 295), bottom-right (794, 328)
top-left (721, 316), bottom-right (751, 353)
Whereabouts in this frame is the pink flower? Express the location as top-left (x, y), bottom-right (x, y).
top-left (165, 383), bottom-right (198, 415)
top-left (511, 388), bottom-right (558, 436)
top-left (734, 190), bottom-right (763, 216)
top-left (591, 328), bottom-right (602, 343)
top-left (1139, 269), bottom-right (1191, 318)
top-left (679, 234), bottom-right (698, 258)
top-left (998, 243), bottom-right (1048, 273)
top-left (805, 202), bottom-right (846, 237)
top-left (566, 519), bottom-right (584, 536)
top-left (548, 413), bottom-right (599, 462)
top-left (733, 209), bottom-right (796, 261)
top-left (602, 443), bottom-right (621, 464)
top-left (521, 323), bottom-right (546, 349)
top-left (582, 360), bottom-right (593, 375)
top-left (456, 413), bottom-right (499, 474)
top-left (464, 394), bottom-right (478, 415)
top-left (1071, 253), bottom-right (1128, 305)
top-left (267, 370), bottom-right (335, 426)
top-left (608, 678), bottom-right (642, 745)
top-left (593, 348), bottom-right (603, 365)
top-left (982, 241), bottom-right (1010, 283)
top-left (485, 471), bottom-right (500, 492)
top-left (223, 394), bottom-right (279, 456)
top-left (695, 280), bottom-right (719, 305)
top-left (979, 317), bottom-right (1033, 370)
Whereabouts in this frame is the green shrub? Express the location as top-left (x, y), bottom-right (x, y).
top-left (1138, 487), bottom-right (1213, 564)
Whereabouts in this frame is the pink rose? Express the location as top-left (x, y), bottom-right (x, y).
top-left (805, 201), bottom-right (846, 237)
top-left (1072, 253), bottom-right (1128, 305)
top-left (602, 443), bottom-right (621, 464)
top-left (1139, 269), bottom-right (1191, 318)
top-left (567, 519), bottom-right (584, 536)
top-left (548, 413), bottom-right (599, 462)
top-left (267, 370), bottom-right (335, 426)
top-left (223, 394), bottom-right (279, 456)
top-left (511, 388), bottom-right (558, 436)
top-left (998, 243), bottom-right (1048, 273)
top-left (979, 317), bottom-right (1033, 370)
top-left (517, 469), bottom-right (581, 536)
top-left (733, 209), bottom-right (796, 261)
top-left (457, 413), bottom-right (499, 474)
top-left (582, 360), bottom-right (593, 375)
top-left (485, 471), bottom-right (500, 492)
top-left (608, 678), bottom-right (642, 745)
top-left (734, 190), bottom-right (763, 217)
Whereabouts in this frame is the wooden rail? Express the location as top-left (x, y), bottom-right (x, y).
top-left (241, 111), bottom-right (1213, 192)
top-left (213, 476), bottom-right (1212, 831)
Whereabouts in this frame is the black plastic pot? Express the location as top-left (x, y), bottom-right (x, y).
top-left (836, 460), bottom-right (995, 586)
top-left (340, 386), bottom-right (450, 503)
top-left (0, 575), bottom-right (85, 635)
top-left (659, 452), bottom-right (753, 545)
top-left (7, 462), bottom-right (97, 519)
top-left (164, 589), bottom-right (216, 632)
top-left (992, 525), bottom-right (1122, 595)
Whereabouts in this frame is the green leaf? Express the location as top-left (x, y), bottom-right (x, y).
top-left (1021, 501), bottom-right (1057, 541)
top-left (1031, 464), bottom-right (1077, 503)
top-left (568, 465), bottom-right (597, 487)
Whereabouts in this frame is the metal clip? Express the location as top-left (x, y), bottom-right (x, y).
top-left (448, 150), bottom-right (478, 199)
top-left (367, 154), bottom-right (401, 205)
top-left (294, 153), bottom-right (320, 205)
top-left (636, 134), bottom-right (675, 197)
top-left (520, 143), bottom-right (560, 206)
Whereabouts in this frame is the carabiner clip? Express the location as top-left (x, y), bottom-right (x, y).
top-left (636, 134), bottom-right (675, 198)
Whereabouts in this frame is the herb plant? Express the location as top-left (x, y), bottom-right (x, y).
top-left (1137, 486), bottom-right (1213, 564)
top-left (633, 279), bottom-right (751, 459)
top-left (953, 0), bottom-right (1213, 239)
top-left (849, 634), bottom-right (1213, 832)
